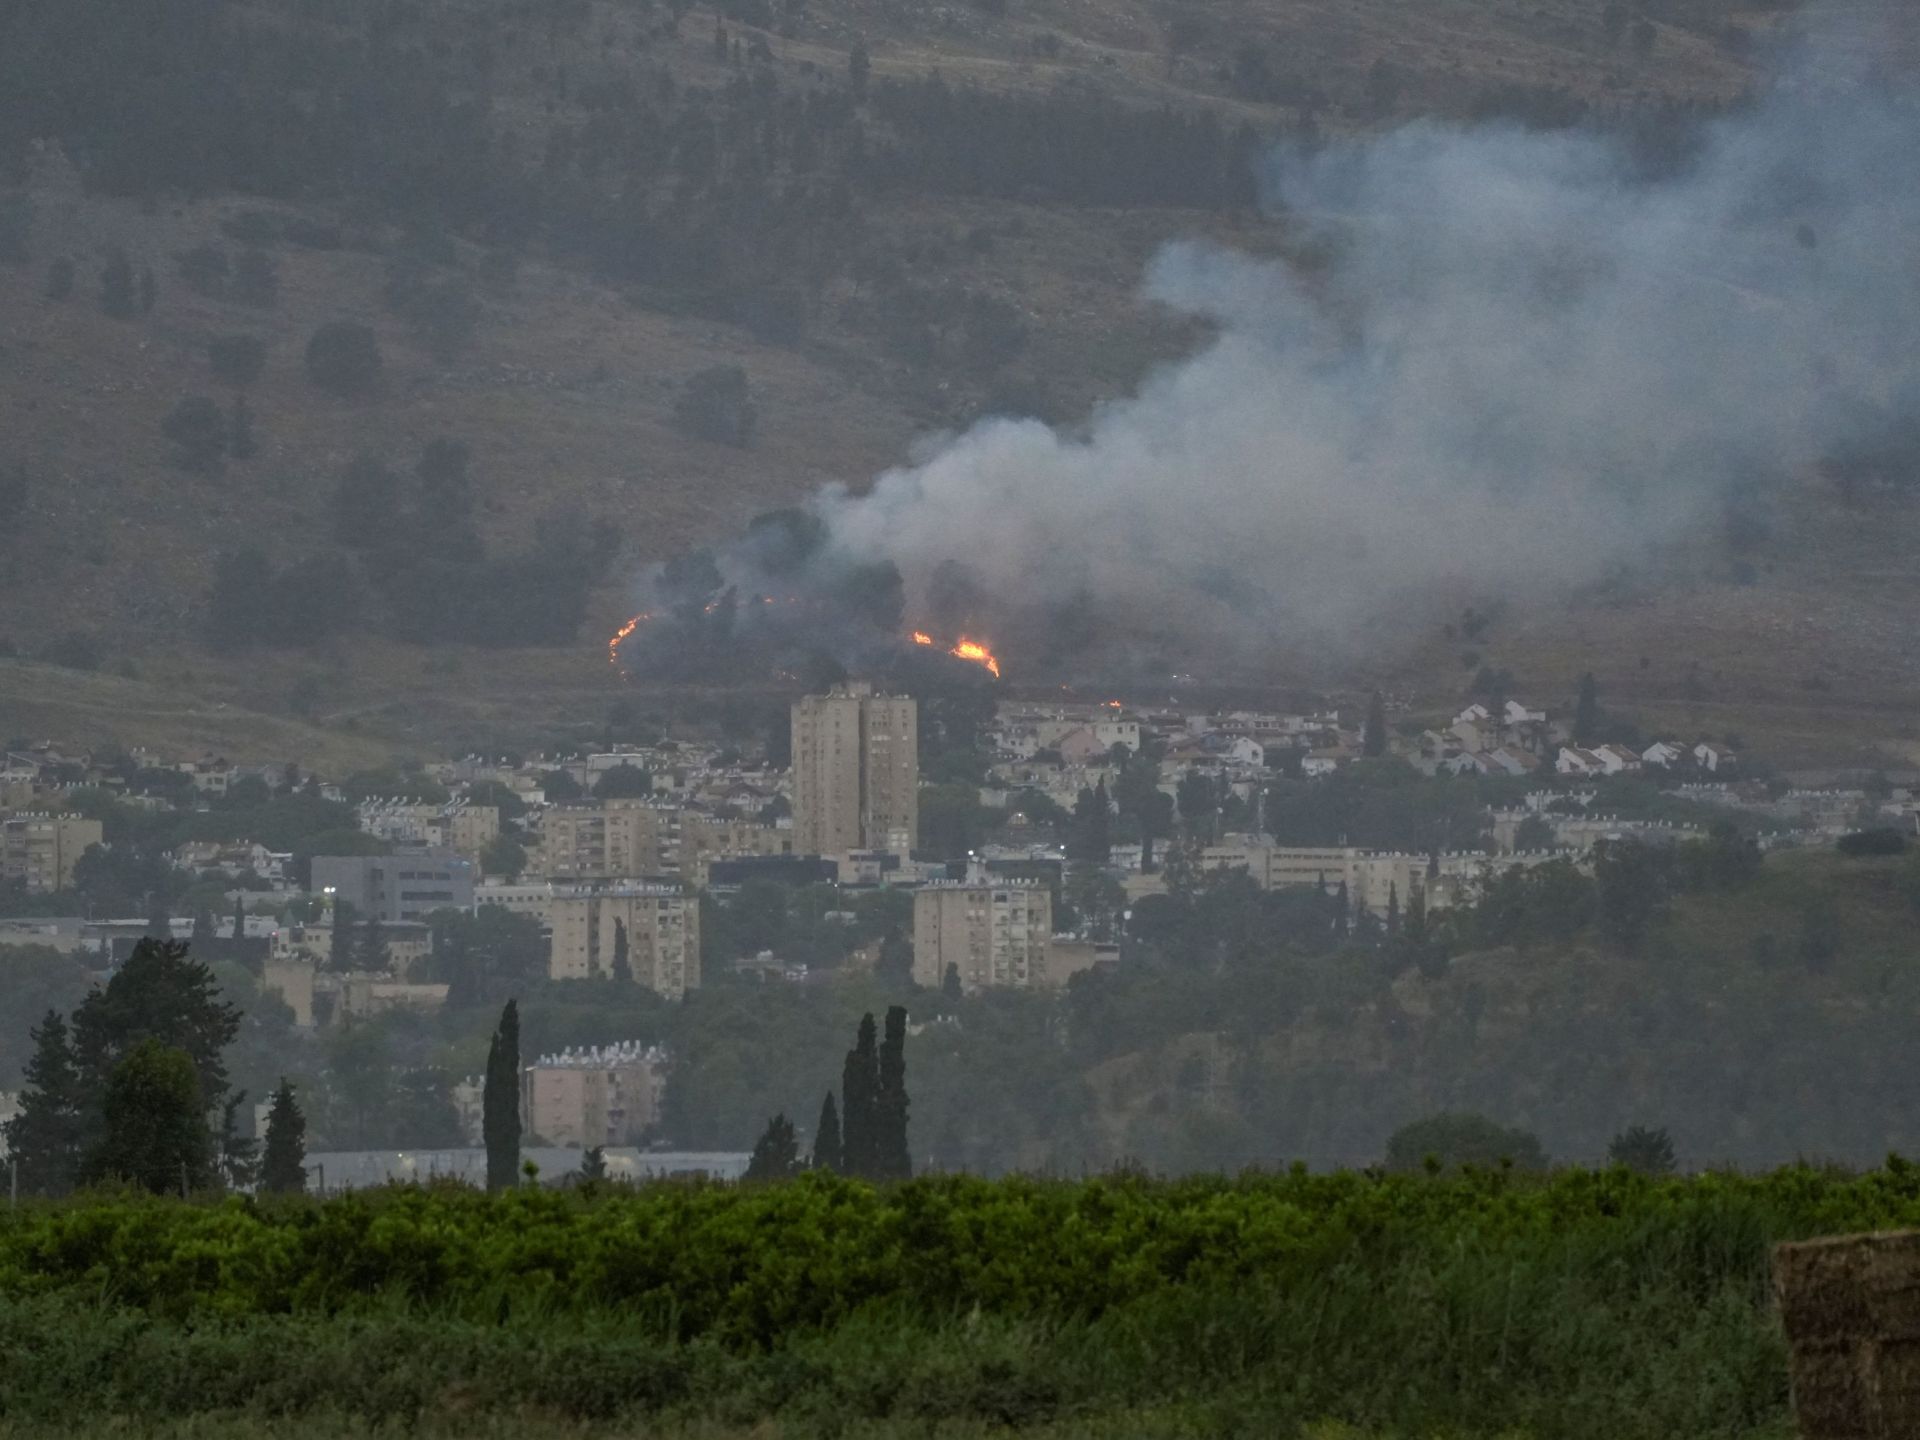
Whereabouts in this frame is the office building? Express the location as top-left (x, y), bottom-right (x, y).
top-left (311, 848), bottom-right (474, 923)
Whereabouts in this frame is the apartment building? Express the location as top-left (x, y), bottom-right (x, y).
top-left (0, 813), bottom-right (103, 893)
top-left (547, 883), bottom-right (700, 998)
top-left (520, 1042), bottom-right (667, 1148)
top-left (792, 683), bottom-right (917, 856)
top-left (536, 799), bottom-right (680, 880)
top-left (913, 878), bottom-right (1052, 992)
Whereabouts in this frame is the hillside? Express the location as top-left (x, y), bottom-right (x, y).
top-left (2, 0), bottom-right (1918, 761)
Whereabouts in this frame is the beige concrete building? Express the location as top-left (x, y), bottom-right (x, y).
top-left (679, 814), bottom-right (793, 886)
top-left (1, 813), bottom-right (103, 893)
top-left (1199, 841), bottom-right (1556, 914)
top-left (913, 879), bottom-right (1053, 991)
top-left (520, 1042), bottom-right (666, 1148)
top-left (548, 883), bottom-right (700, 998)
top-left (792, 683), bottom-right (917, 856)
top-left (536, 800), bottom-right (681, 880)
top-left (261, 956), bottom-right (317, 1027)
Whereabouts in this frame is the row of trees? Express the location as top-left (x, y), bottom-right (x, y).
top-left (2, 940), bottom-right (308, 1196)
top-left (746, 1007), bottom-right (910, 1182)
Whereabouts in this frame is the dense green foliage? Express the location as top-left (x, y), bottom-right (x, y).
top-left (1, 1165), bottom-right (1918, 1434)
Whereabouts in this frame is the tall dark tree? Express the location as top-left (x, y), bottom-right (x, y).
top-left (328, 899), bottom-right (358, 971)
top-left (483, 999), bottom-right (522, 1191)
top-left (218, 1090), bottom-right (259, 1190)
top-left (874, 1005), bottom-right (912, 1181)
top-left (70, 938), bottom-right (242, 1129)
top-left (1363, 690), bottom-right (1388, 757)
top-left (839, 1012), bottom-right (879, 1179)
top-left (874, 927), bottom-right (913, 987)
top-left (580, 1145), bottom-right (608, 1182)
top-left (2, 1011), bottom-right (83, 1196)
top-left (942, 963), bottom-right (962, 1000)
top-left (356, 914), bottom-right (391, 972)
top-left (1069, 780), bottom-right (1112, 864)
top-left (81, 1040), bottom-right (213, 1194)
top-left (611, 918), bottom-right (633, 983)
top-left (744, 1113), bottom-right (802, 1181)
top-left (260, 1078), bottom-right (308, 1195)
top-left (1574, 672), bottom-right (1600, 744)
top-left (811, 1090), bottom-right (842, 1173)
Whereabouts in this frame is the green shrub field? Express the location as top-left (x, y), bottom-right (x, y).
top-left (5, 1164), bottom-right (1918, 1437)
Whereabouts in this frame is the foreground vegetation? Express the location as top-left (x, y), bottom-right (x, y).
top-left (2, 1164), bottom-right (1917, 1435)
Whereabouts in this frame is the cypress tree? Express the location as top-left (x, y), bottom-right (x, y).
top-left (191, 905), bottom-right (215, 950)
top-left (744, 1113), bottom-right (800, 1181)
top-left (328, 900), bottom-right (357, 971)
top-left (357, 915), bottom-right (391, 972)
top-left (812, 1090), bottom-right (842, 1173)
top-left (233, 895), bottom-right (248, 956)
top-left (3, 1011), bottom-right (83, 1196)
top-left (839, 1012), bottom-right (879, 1179)
top-left (260, 1078), bottom-right (308, 1195)
top-left (611, 918), bottom-right (633, 983)
top-left (874, 1005), bottom-right (911, 1181)
top-left (1574, 672), bottom-right (1600, 744)
top-left (483, 999), bottom-right (521, 1191)
top-left (1363, 689), bottom-right (1388, 757)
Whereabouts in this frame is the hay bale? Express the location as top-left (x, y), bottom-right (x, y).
top-left (1775, 1231), bottom-right (1920, 1439)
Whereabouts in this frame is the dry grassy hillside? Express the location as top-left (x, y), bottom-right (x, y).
top-left (1, 0), bottom-right (1915, 763)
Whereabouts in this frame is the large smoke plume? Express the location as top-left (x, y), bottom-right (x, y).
top-left (631, 24), bottom-right (1920, 684)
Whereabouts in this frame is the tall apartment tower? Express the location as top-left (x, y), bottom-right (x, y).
top-left (791, 682), bottom-right (918, 856)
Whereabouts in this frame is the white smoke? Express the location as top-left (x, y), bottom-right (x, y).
top-left (806, 28), bottom-right (1920, 671)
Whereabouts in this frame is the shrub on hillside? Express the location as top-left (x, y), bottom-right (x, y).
top-left (305, 321), bottom-right (383, 395)
top-left (674, 365), bottom-right (756, 447)
top-left (208, 335), bottom-right (267, 386)
top-left (1837, 828), bottom-right (1908, 857)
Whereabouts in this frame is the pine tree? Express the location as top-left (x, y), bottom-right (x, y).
top-left (483, 999), bottom-right (521, 1191)
top-left (611, 918), bottom-right (633, 983)
top-left (874, 1005), bottom-right (911, 1181)
top-left (191, 905), bottom-right (216, 950)
top-left (1363, 690), bottom-right (1388, 757)
top-left (260, 1078), bottom-right (308, 1194)
top-left (580, 1145), bottom-right (608, 1182)
top-left (1385, 883), bottom-right (1401, 937)
top-left (811, 1090), bottom-right (842, 1173)
top-left (839, 1012), bottom-right (879, 1179)
top-left (233, 895), bottom-right (249, 956)
top-left (82, 1040), bottom-right (213, 1195)
top-left (3, 1011), bottom-right (83, 1196)
top-left (942, 963), bottom-right (962, 1000)
top-left (744, 1113), bottom-right (801, 1181)
top-left (70, 938), bottom-right (242, 1135)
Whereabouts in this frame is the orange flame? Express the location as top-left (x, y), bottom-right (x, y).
top-left (609, 612), bottom-right (652, 666)
top-left (910, 629), bottom-right (1001, 677)
top-left (949, 638), bottom-right (1001, 678)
